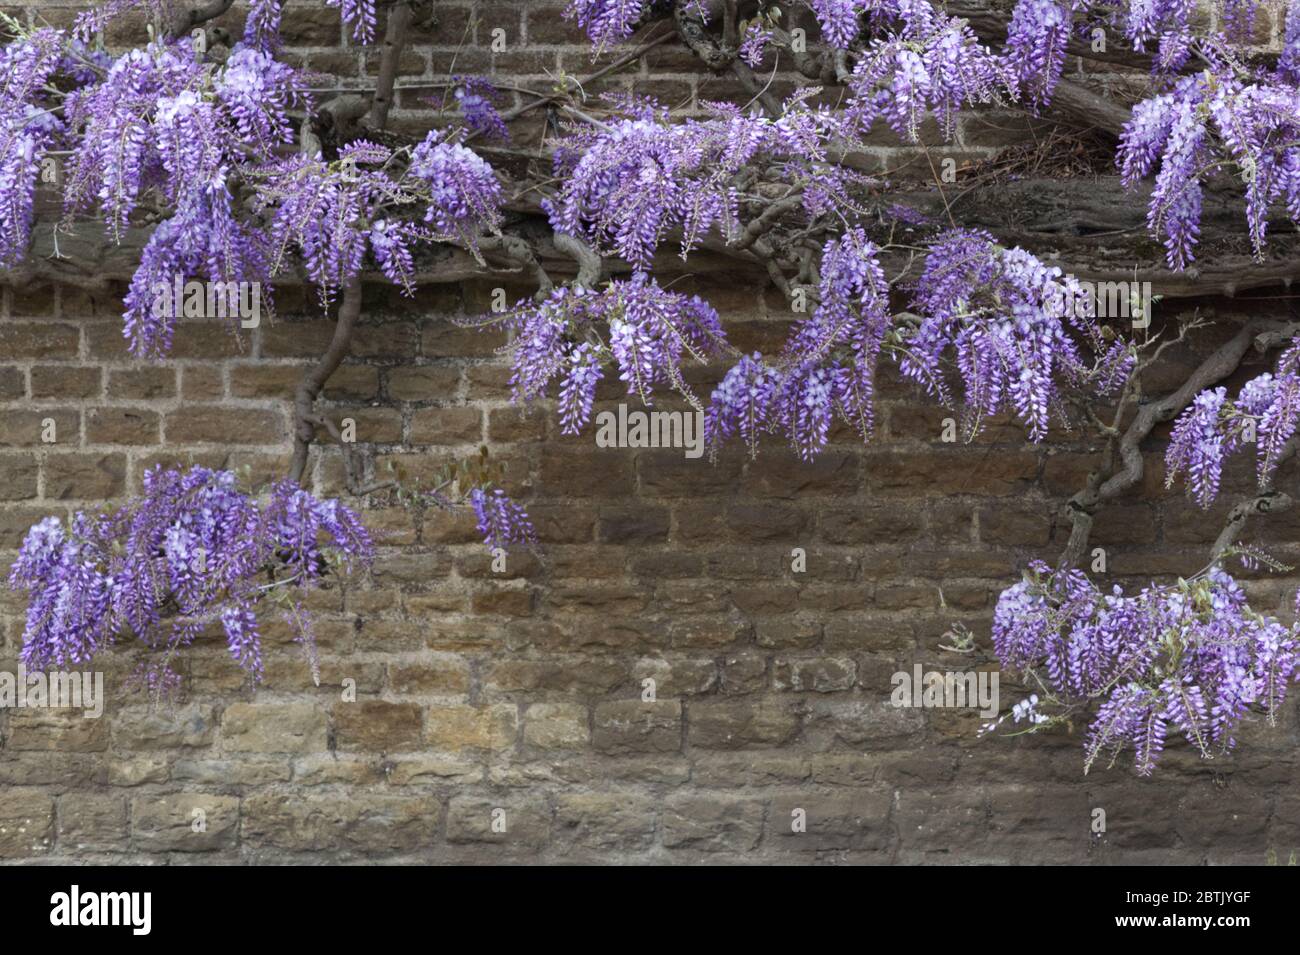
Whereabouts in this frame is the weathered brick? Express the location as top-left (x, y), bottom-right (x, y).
top-left (242, 793), bottom-right (439, 853)
top-left (131, 794), bottom-right (239, 852)
top-left (333, 701), bottom-right (423, 752)
top-left (0, 323), bottom-right (78, 359)
top-left (57, 793), bottom-right (128, 852)
top-left (0, 789), bottom-right (54, 858)
top-left (687, 700), bottom-right (801, 749)
top-left (592, 700), bottom-right (681, 755)
top-left (42, 453), bottom-right (126, 499)
top-left (523, 702), bottom-right (589, 749)
top-left (220, 703), bottom-right (328, 753)
top-left (446, 796), bottom-right (550, 848)
top-left (30, 365), bottom-right (100, 398)
top-left (87, 408), bottom-right (161, 445)
top-left (111, 701), bottom-right (215, 753)
top-left (553, 793), bottom-right (657, 852)
top-left (164, 407), bottom-right (284, 444)
top-left (661, 795), bottom-right (763, 853)
top-left (424, 704), bottom-right (518, 751)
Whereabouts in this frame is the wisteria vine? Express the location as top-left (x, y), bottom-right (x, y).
top-left (0, 0), bottom-right (1298, 772)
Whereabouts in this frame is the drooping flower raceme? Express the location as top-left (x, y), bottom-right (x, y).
top-left (408, 136), bottom-right (504, 251)
top-left (991, 562), bottom-right (1300, 775)
top-left (1118, 66), bottom-right (1300, 269)
top-left (469, 488), bottom-right (537, 551)
top-left (499, 275), bottom-right (726, 430)
top-left (453, 77), bottom-right (509, 140)
top-left (564, 0), bottom-right (708, 49)
top-left (546, 98), bottom-right (847, 268)
top-left (0, 19), bottom-right (505, 356)
top-left (0, 29), bottom-right (64, 268)
top-left (8, 467), bottom-right (373, 685)
top-left (845, 0), bottom-right (1009, 140)
top-left (1167, 342), bottom-right (1300, 505)
top-left (900, 230), bottom-right (1134, 440)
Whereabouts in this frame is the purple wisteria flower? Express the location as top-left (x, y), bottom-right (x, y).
top-left (546, 98), bottom-right (846, 267)
top-left (1167, 344), bottom-right (1300, 504)
top-left (408, 136), bottom-right (504, 251)
top-left (739, 20), bottom-right (774, 66)
top-left (1119, 65), bottom-right (1300, 269)
top-left (8, 466), bottom-right (373, 687)
top-left (565, 0), bottom-right (708, 49)
top-left (900, 230), bottom-right (1133, 440)
top-left (1003, 0), bottom-right (1073, 108)
top-left (808, 0), bottom-right (866, 48)
top-left (500, 275), bottom-right (725, 422)
top-left (453, 77), bottom-right (509, 141)
top-left (469, 488), bottom-right (537, 551)
top-left (327, 0), bottom-right (378, 44)
top-left (845, 0), bottom-right (1009, 140)
top-left (0, 29), bottom-right (64, 267)
top-left (704, 352), bottom-right (783, 457)
top-left (991, 561), bottom-right (1300, 775)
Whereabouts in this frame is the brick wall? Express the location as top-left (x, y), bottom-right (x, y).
top-left (0, 1), bottom-right (1297, 864)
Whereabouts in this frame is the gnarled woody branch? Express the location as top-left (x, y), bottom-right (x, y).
top-left (1057, 320), bottom-right (1276, 570)
top-left (288, 279), bottom-right (363, 486)
top-left (1209, 436), bottom-right (1299, 563)
top-left (288, 2), bottom-right (413, 490)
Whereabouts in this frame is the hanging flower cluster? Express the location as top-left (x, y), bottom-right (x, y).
top-left (0, 28), bottom-right (64, 268)
top-left (452, 76), bottom-right (509, 141)
top-left (499, 225), bottom-right (1131, 462)
top-left (1166, 342), bottom-right (1300, 506)
top-left (564, 0), bottom-right (709, 49)
top-left (844, 0), bottom-right (1010, 140)
top-left (1002, 0), bottom-right (1076, 108)
top-left (469, 488), bottom-right (537, 551)
top-left (8, 467), bottom-right (373, 685)
top-left (758, 227), bottom-right (893, 458)
top-left (991, 561), bottom-right (1300, 775)
top-left (901, 230), bottom-right (1133, 441)
top-left (545, 97), bottom-right (847, 268)
top-left (245, 0), bottom-right (377, 45)
top-left (407, 136), bottom-right (504, 250)
top-left (500, 275), bottom-right (726, 432)
top-left (0, 13), bottom-right (508, 355)
top-left (1118, 54), bottom-right (1300, 269)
